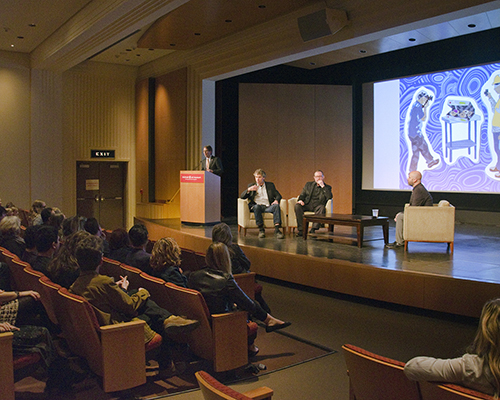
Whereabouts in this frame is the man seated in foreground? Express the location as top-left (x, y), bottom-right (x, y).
top-left (69, 235), bottom-right (200, 372)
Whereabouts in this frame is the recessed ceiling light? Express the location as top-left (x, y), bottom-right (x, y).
top-left (10, 44), bottom-right (14, 47)
top-left (126, 48), bottom-right (132, 51)
top-left (225, 20), bottom-right (232, 23)
top-left (136, 54), bottom-right (141, 56)
top-left (17, 36), bottom-right (24, 39)
top-left (310, 62), bottom-right (316, 66)
top-left (258, 5), bottom-right (266, 8)
top-left (359, 49), bottom-right (367, 53)
top-left (409, 38), bottom-right (416, 42)
top-left (468, 23), bottom-right (476, 28)
top-left (194, 32), bottom-right (201, 36)
top-left (28, 23), bottom-right (36, 28)
top-left (170, 43), bottom-right (175, 46)
top-left (148, 48), bottom-right (154, 51)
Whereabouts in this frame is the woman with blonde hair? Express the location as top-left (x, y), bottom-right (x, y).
top-left (405, 298), bottom-right (500, 396)
top-left (150, 237), bottom-right (188, 287)
top-left (189, 242), bottom-right (291, 356)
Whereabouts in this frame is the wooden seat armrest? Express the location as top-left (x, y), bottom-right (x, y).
top-left (0, 332), bottom-right (14, 400)
top-left (243, 386), bottom-right (274, 400)
top-left (99, 320), bottom-right (146, 392)
top-left (211, 311), bottom-right (248, 372)
top-left (234, 272), bottom-right (256, 300)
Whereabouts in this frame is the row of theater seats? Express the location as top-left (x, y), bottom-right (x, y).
top-left (343, 344), bottom-right (493, 400)
top-left (237, 197), bottom-right (334, 236)
top-left (0, 245), bottom-right (257, 395)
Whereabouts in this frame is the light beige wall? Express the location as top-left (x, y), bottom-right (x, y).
top-left (239, 83), bottom-right (352, 214)
top-left (0, 52), bottom-right (31, 208)
top-left (62, 61), bottom-right (138, 227)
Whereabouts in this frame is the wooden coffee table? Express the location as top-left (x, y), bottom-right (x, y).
top-left (303, 213), bottom-right (389, 247)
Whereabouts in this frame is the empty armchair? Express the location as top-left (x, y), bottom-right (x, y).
top-left (237, 198), bottom-right (287, 236)
top-left (403, 200), bottom-right (455, 253)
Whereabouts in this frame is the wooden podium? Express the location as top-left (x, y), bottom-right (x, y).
top-left (180, 171), bottom-right (220, 224)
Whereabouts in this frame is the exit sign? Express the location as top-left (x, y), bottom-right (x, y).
top-left (91, 150), bottom-right (115, 158)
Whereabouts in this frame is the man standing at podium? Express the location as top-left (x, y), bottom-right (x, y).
top-left (241, 169), bottom-right (284, 239)
top-left (201, 145), bottom-right (223, 176)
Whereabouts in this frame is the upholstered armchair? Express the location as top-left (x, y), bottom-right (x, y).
top-left (287, 197), bottom-right (333, 234)
top-left (237, 198), bottom-right (287, 236)
top-left (403, 200), bottom-right (455, 253)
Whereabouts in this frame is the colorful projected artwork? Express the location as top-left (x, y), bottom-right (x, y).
top-left (393, 63), bottom-right (500, 192)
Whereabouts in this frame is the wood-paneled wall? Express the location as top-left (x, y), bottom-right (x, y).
top-left (239, 83), bottom-right (353, 213)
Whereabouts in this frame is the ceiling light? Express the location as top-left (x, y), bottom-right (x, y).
top-left (10, 44), bottom-right (14, 47)
top-left (194, 32), bottom-right (201, 36)
top-left (28, 23), bottom-right (36, 27)
top-left (225, 20), bottom-right (232, 23)
top-left (468, 23), bottom-right (476, 28)
top-left (17, 36), bottom-right (24, 39)
top-left (310, 62), bottom-right (316, 66)
top-left (409, 38), bottom-right (416, 42)
top-left (359, 49), bottom-right (367, 53)
top-left (148, 48), bottom-right (154, 51)
top-left (258, 5), bottom-right (266, 8)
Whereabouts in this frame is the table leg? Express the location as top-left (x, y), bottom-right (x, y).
top-left (303, 217), bottom-right (309, 240)
top-left (382, 221), bottom-right (389, 244)
top-left (357, 225), bottom-right (363, 248)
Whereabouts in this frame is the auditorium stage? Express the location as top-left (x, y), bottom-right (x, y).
top-left (136, 216), bottom-right (500, 319)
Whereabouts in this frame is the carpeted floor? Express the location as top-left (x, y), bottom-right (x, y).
top-left (14, 325), bottom-right (334, 399)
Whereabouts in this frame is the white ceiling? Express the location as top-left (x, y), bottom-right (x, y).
top-left (0, 0), bottom-right (499, 70)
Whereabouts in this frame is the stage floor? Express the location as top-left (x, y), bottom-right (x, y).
top-left (149, 217), bottom-right (500, 285)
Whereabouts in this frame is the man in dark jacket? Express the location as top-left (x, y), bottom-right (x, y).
top-left (386, 170), bottom-right (433, 248)
top-left (295, 170), bottom-right (333, 237)
top-left (240, 169), bottom-right (284, 239)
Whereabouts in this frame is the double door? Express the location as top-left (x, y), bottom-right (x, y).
top-left (76, 161), bottom-right (126, 230)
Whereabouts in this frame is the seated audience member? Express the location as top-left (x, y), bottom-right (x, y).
top-left (21, 225), bottom-right (39, 266)
top-left (30, 200), bottom-right (46, 226)
top-left (40, 207), bottom-right (54, 225)
top-left (188, 242), bottom-right (291, 356)
top-left (61, 215), bottom-right (86, 243)
top-left (108, 228), bottom-right (131, 263)
top-left (5, 205), bottom-right (19, 217)
top-left (83, 217), bottom-right (110, 257)
top-left (0, 287), bottom-right (51, 329)
top-left (70, 235), bottom-right (200, 371)
top-left (150, 237), bottom-right (188, 287)
top-left (48, 231), bottom-right (91, 288)
top-left (125, 224), bottom-right (153, 274)
top-left (0, 206), bottom-right (7, 221)
top-left (32, 226), bottom-right (59, 276)
top-left (47, 207), bottom-right (65, 234)
top-left (0, 216), bottom-right (26, 258)
top-left (404, 298), bottom-right (500, 396)
top-left (212, 223), bottom-right (270, 313)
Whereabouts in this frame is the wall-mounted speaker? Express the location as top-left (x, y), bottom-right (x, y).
top-left (297, 8), bottom-right (348, 42)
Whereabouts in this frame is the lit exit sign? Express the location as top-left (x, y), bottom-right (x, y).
top-left (91, 150), bottom-right (115, 158)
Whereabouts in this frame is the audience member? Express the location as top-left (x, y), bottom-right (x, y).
top-left (150, 237), bottom-right (188, 287)
top-left (32, 226), bottom-right (59, 276)
top-left (83, 217), bottom-right (110, 257)
top-left (47, 208), bottom-right (65, 236)
top-left (48, 230), bottom-right (91, 288)
top-left (61, 215), bottom-right (86, 242)
top-left (240, 168), bottom-right (284, 239)
top-left (404, 298), bottom-right (500, 397)
top-left (188, 242), bottom-right (291, 356)
top-left (0, 216), bottom-right (26, 258)
top-left (108, 228), bottom-right (131, 263)
top-left (212, 222), bottom-right (270, 313)
top-left (30, 200), bottom-right (46, 226)
top-left (70, 235), bottom-right (200, 371)
top-left (40, 207), bottom-right (54, 225)
top-left (21, 225), bottom-right (39, 266)
top-left (125, 224), bottom-right (153, 274)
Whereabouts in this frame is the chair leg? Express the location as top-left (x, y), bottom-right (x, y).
top-left (404, 241), bottom-right (408, 251)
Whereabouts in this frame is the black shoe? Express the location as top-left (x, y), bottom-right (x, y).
top-left (265, 321), bottom-right (291, 333)
top-left (275, 230), bottom-right (284, 239)
top-left (258, 229), bottom-right (265, 238)
top-left (385, 241), bottom-right (404, 249)
top-left (309, 228), bottom-right (317, 234)
top-left (296, 231), bottom-right (303, 237)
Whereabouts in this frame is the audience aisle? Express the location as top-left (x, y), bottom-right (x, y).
top-left (171, 278), bottom-right (477, 400)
